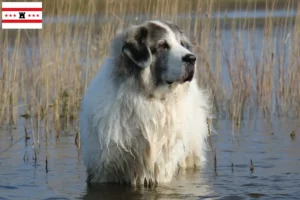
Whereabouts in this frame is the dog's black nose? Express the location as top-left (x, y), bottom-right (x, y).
top-left (182, 54), bottom-right (196, 64)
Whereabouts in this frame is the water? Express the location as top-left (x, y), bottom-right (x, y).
top-left (0, 118), bottom-right (299, 200)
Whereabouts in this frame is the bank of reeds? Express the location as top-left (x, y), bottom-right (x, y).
top-left (0, 0), bottom-right (299, 136)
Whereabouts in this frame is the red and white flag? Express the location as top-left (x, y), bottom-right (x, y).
top-left (2, 2), bottom-right (42, 29)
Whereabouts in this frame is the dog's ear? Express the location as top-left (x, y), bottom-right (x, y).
top-left (122, 26), bottom-right (152, 68)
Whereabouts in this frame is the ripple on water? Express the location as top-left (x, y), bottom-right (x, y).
top-left (241, 183), bottom-right (267, 187)
top-left (247, 193), bottom-right (267, 198)
top-left (234, 164), bottom-right (248, 168)
top-left (261, 164), bottom-right (275, 169)
top-left (218, 195), bottom-right (246, 200)
top-left (0, 185), bottom-right (18, 190)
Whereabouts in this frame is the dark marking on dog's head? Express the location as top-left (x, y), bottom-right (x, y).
top-left (161, 21), bottom-right (183, 36)
top-left (122, 26), bottom-right (152, 68)
top-left (160, 21), bottom-right (193, 50)
top-left (147, 22), bottom-right (169, 43)
top-left (145, 22), bottom-right (171, 85)
top-left (152, 50), bottom-right (168, 85)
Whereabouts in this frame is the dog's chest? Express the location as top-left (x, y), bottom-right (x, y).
top-left (120, 92), bottom-right (187, 141)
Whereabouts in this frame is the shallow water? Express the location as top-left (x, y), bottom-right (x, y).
top-left (0, 118), bottom-right (299, 200)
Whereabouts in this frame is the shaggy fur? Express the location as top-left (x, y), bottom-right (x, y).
top-left (79, 20), bottom-right (211, 186)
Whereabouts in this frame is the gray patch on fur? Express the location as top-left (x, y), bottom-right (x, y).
top-left (111, 20), bottom-right (195, 96)
top-left (161, 21), bottom-right (193, 50)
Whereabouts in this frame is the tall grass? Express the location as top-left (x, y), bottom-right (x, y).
top-left (0, 0), bottom-right (299, 137)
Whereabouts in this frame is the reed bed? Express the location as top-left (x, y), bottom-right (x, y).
top-left (0, 0), bottom-right (299, 137)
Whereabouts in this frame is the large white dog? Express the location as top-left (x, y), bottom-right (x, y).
top-left (79, 20), bottom-right (211, 186)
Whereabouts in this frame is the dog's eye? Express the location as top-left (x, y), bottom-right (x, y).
top-left (157, 40), bottom-right (169, 50)
top-left (180, 41), bottom-right (185, 47)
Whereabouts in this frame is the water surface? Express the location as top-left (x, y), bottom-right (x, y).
top-left (0, 118), bottom-right (299, 200)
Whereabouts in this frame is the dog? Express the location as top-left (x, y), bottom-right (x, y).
top-left (79, 20), bottom-right (211, 186)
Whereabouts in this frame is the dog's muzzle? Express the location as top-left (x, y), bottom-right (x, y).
top-left (165, 54), bottom-right (196, 85)
top-left (181, 54), bottom-right (196, 82)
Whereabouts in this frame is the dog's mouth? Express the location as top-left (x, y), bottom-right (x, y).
top-left (180, 65), bottom-right (195, 83)
top-left (166, 68), bottom-right (194, 85)
top-left (181, 70), bottom-right (194, 82)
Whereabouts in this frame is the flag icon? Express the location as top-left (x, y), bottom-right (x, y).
top-left (2, 2), bottom-right (42, 29)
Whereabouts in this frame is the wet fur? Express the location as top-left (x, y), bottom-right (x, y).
top-left (79, 20), bottom-right (211, 186)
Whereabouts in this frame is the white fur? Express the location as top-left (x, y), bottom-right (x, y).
top-left (79, 21), bottom-right (211, 185)
top-left (152, 21), bottom-right (194, 83)
top-left (166, 41), bottom-right (192, 82)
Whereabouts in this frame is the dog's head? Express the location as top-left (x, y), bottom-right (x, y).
top-left (112, 20), bottom-right (196, 93)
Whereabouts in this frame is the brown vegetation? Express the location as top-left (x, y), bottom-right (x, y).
top-left (0, 0), bottom-right (299, 137)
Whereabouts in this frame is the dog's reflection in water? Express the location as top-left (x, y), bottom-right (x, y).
top-left (82, 182), bottom-right (158, 200)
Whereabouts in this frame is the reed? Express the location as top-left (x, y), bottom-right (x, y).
top-left (0, 0), bottom-right (299, 137)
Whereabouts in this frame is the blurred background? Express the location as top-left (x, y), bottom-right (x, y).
top-left (0, 0), bottom-right (300, 199)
